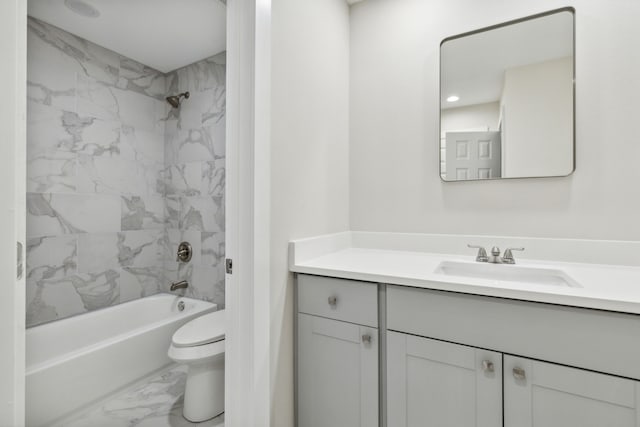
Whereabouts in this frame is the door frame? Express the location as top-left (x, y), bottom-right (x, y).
top-left (0, 0), bottom-right (271, 425)
top-left (0, 0), bottom-right (26, 425)
top-left (225, 0), bottom-right (272, 425)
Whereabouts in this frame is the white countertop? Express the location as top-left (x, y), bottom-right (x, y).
top-left (289, 232), bottom-right (640, 315)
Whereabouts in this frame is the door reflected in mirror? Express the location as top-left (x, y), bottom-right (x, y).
top-left (440, 8), bottom-right (575, 182)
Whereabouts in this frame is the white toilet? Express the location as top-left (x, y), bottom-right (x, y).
top-left (168, 309), bottom-right (225, 422)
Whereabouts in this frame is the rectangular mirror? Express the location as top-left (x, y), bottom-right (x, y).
top-left (440, 8), bottom-right (575, 181)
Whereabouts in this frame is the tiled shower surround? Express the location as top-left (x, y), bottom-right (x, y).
top-left (26, 17), bottom-right (226, 327)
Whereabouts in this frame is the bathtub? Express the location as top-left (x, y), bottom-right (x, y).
top-left (26, 294), bottom-right (216, 427)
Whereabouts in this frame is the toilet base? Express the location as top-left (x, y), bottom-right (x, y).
top-left (183, 354), bottom-right (225, 422)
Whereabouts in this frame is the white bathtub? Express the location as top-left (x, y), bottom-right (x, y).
top-left (26, 294), bottom-right (216, 427)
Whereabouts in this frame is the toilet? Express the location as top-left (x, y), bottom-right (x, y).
top-left (168, 309), bottom-right (225, 422)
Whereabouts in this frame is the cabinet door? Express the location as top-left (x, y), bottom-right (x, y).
top-left (297, 313), bottom-right (378, 427)
top-left (387, 331), bottom-right (502, 427)
top-left (505, 355), bottom-right (640, 427)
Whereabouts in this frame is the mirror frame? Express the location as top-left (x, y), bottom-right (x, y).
top-left (438, 7), bottom-right (576, 182)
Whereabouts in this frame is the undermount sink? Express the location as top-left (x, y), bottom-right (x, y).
top-left (434, 261), bottom-right (581, 288)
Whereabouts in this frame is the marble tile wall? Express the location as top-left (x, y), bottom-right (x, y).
top-left (26, 17), bottom-right (226, 326)
top-left (162, 54), bottom-right (226, 308)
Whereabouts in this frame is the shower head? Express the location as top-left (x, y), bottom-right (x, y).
top-left (166, 91), bottom-right (190, 108)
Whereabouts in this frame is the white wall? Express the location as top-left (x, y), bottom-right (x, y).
top-left (502, 57), bottom-right (573, 177)
top-left (350, 0), bottom-right (640, 241)
top-left (270, 0), bottom-right (350, 425)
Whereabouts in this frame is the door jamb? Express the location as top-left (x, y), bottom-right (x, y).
top-left (225, 0), bottom-right (271, 425)
top-left (0, 0), bottom-right (27, 425)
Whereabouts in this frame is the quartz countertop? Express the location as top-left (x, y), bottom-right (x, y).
top-left (289, 232), bottom-right (640, 315)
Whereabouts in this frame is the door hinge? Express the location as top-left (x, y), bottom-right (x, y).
top-left (17, 241), bottom-right (23, 280)
top-left (225, 258), bottom-right (233, 274)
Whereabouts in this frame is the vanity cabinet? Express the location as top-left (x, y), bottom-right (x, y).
top-left (387, 285), bottom-right (640, 427)
top-left (296, 274), bottom-right (640, 427)
top-left (298, 314), bottom-right (378, 427)
top-left (387, 331), bottom-right (640, 427)
top-left (296, 275), bottom-right (379, 427)
top-left (387, 331), bottom-right (502, 427)
top-left (504, 356), bottom-right (640, 427)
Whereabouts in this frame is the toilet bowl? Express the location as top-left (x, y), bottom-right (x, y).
top-left (168, 309), bottom-right (225, 422)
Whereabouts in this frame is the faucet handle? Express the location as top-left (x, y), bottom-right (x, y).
top-left (467, 244), bottom-right (488, 262)
top-left (176, 242), bottom-right (193, 263)
top-left (503, 247), bottom-right (525, 264)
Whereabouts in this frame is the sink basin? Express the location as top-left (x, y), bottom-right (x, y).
top-left (434, 261), bottom-right (581, 288)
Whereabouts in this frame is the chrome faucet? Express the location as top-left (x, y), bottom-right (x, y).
top-left (502, 247), bottom-right (525, 264)
top-left (488, 246), bottom-right (503, 264)
top-left (170, 280), bottom-right (189, 291)
top-left (467, 244), bottom-right (488, 262)
top-left (468, 245), bottom-right (525, 264)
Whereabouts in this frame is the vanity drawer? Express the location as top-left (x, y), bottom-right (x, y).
top-left (297, 274), bottom-right (378, 327)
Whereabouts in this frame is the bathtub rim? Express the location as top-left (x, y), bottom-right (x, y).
top-left (26, 294), bottom-right (217, 375)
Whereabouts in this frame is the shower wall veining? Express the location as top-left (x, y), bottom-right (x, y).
top-left (162, 53), bottom-right (226, 307)
top-left (25, 17), bottom-right (226, 327)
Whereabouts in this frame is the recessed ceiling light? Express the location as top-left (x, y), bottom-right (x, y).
top-left (446, 95), bottom-right (460, 103)
top-left (64, 0), bottom-right (100, 18)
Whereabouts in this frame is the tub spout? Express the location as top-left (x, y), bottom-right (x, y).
top-left (170, 280), bottom-right (189, 291)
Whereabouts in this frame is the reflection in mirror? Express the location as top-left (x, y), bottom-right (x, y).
top-left (440, 8), bottom-right (574, 181)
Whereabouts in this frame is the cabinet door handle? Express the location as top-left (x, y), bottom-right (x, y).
top-left (362, 334), bottom-right (372, 344)
top-left (513, 367), bottom-right (526, 381)
top-left (328, 296), bottom-right (338, 307)
top-left (482, 360), bottom-right (494, 373)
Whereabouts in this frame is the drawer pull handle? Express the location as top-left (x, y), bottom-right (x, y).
top-left (513, 367), bottom-right (526, 381)
top-left (362, 334), bottom-right (372, 344)
top-left (482, 360), bottom-right (494, 373)
top-left (328, 296), bottom-right (338, 307)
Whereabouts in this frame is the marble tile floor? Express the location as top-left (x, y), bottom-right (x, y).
top-left (56, 364), bottom-right (224, 427)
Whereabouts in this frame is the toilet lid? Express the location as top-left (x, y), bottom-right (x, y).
top-left (172, 310), bottom-right (225, 348)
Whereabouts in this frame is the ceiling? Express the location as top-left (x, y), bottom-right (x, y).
top-left (28, 0), bottom-right (227, 73)
top-left (441, 11), bottom-right (573, 109)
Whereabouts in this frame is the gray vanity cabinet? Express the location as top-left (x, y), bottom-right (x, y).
top-left (296, 275), bottom-right (640, 427)
top-left (296, 275), bottom-right (379, 427)
top-left (387, 285), bottom-right (640, 427)
top-left (504, 356), bottom-right (640, 427)
top-left (387, 333), bottom-right (640, 427)
top-left (387, 331), bottom-right (502, 427)
top-left (297, 314), bottom-right (378, 427)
